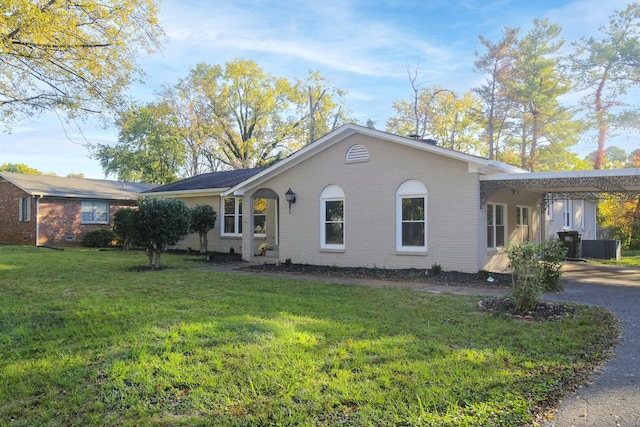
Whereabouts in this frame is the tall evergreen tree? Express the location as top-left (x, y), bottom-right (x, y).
top-left (571, 2), bottom-right (640, 169)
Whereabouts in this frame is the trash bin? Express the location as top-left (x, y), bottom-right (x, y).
top-left (557, 230), bottom-right (582, 259)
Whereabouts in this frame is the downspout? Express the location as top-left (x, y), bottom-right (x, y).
top-left (35, 195), bottom-right (42, 246)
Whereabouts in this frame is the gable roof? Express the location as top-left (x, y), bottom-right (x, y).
top-left (223, 123), bottom-right (526, 196)
top-left (0, 172), bottom-right (156, 200)
top-left (143, 168), bottom-right (266, 196)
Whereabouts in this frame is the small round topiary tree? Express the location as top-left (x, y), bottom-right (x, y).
top-left (131, 197), bottom-right (191, 269)
top-left (190, 204), bottom-right (217, 254)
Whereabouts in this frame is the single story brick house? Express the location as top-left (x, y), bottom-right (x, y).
top-left (0, 172), bottom-right (156, 246)
top-left (143, 168), bottom-right (267, 254)
top-left (146, 124), bottom-right (640, 272)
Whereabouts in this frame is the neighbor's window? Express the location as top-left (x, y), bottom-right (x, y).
top-left (487, 203), bottom-right (506, 248)
top-left (320, 185), bottom-right (345, 249)
top-left (396, 180), bottom-right (427, 252)
top-left (18, 197), bottom-right (31, 222)
top-left (223, 197), bottom-right (242, 235)
top-left (81, 201), bottom-right (108, 223)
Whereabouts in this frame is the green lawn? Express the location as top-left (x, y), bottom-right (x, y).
top-left (598, 249), bottom-right (640, 267)
top-left (0, 246), bottom-right (619, 426)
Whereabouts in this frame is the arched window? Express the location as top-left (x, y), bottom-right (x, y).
top-left (396, 180), bottom-right (427, 252)
top-left (320, 185), bottom-right (345, 250)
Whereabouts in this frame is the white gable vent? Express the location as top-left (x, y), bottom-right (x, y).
top-left (345, 144), bottom-right (369, 163)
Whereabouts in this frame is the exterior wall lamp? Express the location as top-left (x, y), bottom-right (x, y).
top-left (285, 188), bottom-right (296, 213)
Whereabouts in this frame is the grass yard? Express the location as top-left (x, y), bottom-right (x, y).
top-left (0, 246), bottom-right (619, 426)
top-left (598, 249), bottom-right (640, 267)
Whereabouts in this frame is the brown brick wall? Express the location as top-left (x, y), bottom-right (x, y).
top-left (0, 181), bottom-right (37, 244)
top-left (37, 198), bottom-right (137, 246)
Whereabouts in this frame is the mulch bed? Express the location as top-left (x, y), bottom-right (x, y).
top-left (477, 298), bottom-right (576, 321)
top-left (242, 263), bottom-right (513, 288)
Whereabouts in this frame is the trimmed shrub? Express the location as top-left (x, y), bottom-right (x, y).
top-left (430, 263), bottom-right (443, 275)
top-left (508, 240), bottom-right (568, 311)
top-left (507, 242), bottom-right (544, 312)
top-left (540, 239), bottom-right (567, 292)
top-left (81, 228), bottom-right (115, 247)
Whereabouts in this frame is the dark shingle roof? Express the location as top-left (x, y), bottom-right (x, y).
top-left (144, 168), bottom-right (266, 193)
top-left (0, 172), bottom-right (157, 200)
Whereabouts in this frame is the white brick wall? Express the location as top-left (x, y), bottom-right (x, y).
top-left (242, 133), bottom-right (488, 273)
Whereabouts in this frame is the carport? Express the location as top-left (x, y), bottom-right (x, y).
top-left (480, 168), bottom-right (640, 208)
top-left (480, 168), bottom-right (640, 259)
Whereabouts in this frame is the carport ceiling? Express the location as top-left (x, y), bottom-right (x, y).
top-left (479, 168), bottom-right (640, 207)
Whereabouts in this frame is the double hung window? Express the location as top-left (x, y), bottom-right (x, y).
top-left (516, 205), bottom-right (530, 242)
top-left (396, 180), bottom-right (427, 252)
top-left (222, 197), bottom-right (267, 236)
top-left (223, 197), bottom-right (242, 235)
top-left (487, 203), bottom-right (506, 248)
top-left (81, 201), bottom-right (108, 223)
top-left (18, 197), bottom-right (31, 222)
top-left (320, 185), bottom-right (345, 249)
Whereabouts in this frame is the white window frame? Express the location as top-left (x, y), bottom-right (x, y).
top-left (81, 201), bottom-right (109, 224)
top-left (487, 203), bottom-right (507, 249)
top-left (222, 197), bottom-right (242, 236)
top-left (516, 205), bottom-right (531, 243)
top-left (563, 199), bottom-right (573, 229)
top-left (18, 197), bottom-right (31, 222)
top-left (396, 180), bottom-right (427, 252)
top-left (320, 185), bottom-right (345, 250)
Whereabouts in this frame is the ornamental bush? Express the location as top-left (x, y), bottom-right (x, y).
top-left (190, 204), bottom-right (217, 253)
top-left (112, 207), bottom-right (137, 249)
top-left (113, 198), bottom-right (191, 269)
top-left (507, 240), bottom-right (568, 311)
top-left (508, 242), bottom-right (544, 312)
top-left (540, 239), bottom-right (568, 292)
top-left (81, 228), bottom-right (115, 247)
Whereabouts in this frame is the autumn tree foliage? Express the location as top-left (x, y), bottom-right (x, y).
top-left (386, 80), bottom-right (485, 156)
top-left (0, 163), bottom-right (43, 174)
top-left (0, 0), bottom-right (163, 127)
top-left (93, 59), bottom-right (351, 181)
top-left (598, 196), bottom-right (640, 249)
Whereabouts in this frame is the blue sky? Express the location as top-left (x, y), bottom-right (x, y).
top-left (1, 0), bottom-right (637, 178)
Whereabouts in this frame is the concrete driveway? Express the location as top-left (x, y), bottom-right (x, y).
top-left (540, 262), bottom-right (640, 427)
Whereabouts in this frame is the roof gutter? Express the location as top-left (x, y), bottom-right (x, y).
top-left (142, 187), bottom-right (229, 197)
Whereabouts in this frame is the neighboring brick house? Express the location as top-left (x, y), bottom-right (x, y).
top-left (0, 172), bottom-right (156, 246)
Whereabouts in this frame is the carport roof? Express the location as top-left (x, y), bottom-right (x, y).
top-left (479, 168), bottom-right (640, 207)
